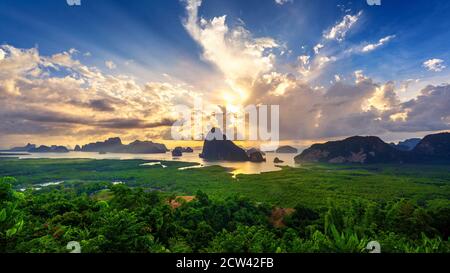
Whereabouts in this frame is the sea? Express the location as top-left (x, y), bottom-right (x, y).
top-left (0, 149), bottom-right (299, 177)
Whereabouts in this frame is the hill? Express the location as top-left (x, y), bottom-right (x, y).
top-left (295, 136), bottom-right (406, 164)
top-left (296, 132), bottom-right (450, 164)
top-left (413, 132), bottom-right (450, 161)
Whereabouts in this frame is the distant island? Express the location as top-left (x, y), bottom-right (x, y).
top-left (3, 137), bottom-right (168, 154)
top-left (295, 132), bottom-right (450, 164)
top-left (30, 145), bottom-right (69, 153)
top-left (8, 143), bottom-right (36, 152)
top-left (276, 145), bottom-right (298, 154)
top-left (3, 144), bottom-right (69, 153)
top-left (74, 137), bottom-right (168, 154)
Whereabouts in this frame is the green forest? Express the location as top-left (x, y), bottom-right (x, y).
top-left (0, 159), bottom-right (449, 253)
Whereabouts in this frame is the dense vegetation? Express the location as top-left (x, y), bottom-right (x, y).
top-left (1, 159), bottom-right (449, 208)
top-left (0, 159), bottom-right (449, 253)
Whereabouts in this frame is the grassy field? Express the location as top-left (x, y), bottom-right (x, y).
top-left (1, 158), bottom-right (449, 208)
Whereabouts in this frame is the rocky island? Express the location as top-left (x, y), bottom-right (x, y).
top-left (30, 145), bottom-right (69, 153)
top-left (3, 143), bottom-right (68, 153)
top-left (200, 128), bottom-right (250, 161)
top-left (172, 147), bottom-right (183, 157)
top-left (276, 146), bottom-right (298, 154)
top-left (75, 137), bottom-right (168, 154)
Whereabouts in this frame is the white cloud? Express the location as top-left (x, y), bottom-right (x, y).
top-left (354, 70), bottom-right (369, 84)
top-left (313, 43), bottom-right (324, 54)
top-left (361, 35), bottom-right (396, 53)
top-left (0, 48), bottom-right (5, 61)
top-left (423, 59), bottom-right (446, 72)
top-left (297, 55), bottom-right (311, 77)
top-left (298, 55), bottom-right (310, 65)
top-left (294, 12), bottom-right (363, 82)
top-left (274, 0), bottom-right (292, 5)
top-left (105, 60), bottom-right (117, 70)
top-left (324, 11), bottom-right (362, 42)
top-left (68, 48), bottom-right (79, 55)
top-left (316, 56), bottom-right (336, 68)
top-left (51, 50), bottom-right (80, 67)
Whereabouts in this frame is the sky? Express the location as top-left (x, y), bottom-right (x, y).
top-left (0, 0), bottom-right (449, 148)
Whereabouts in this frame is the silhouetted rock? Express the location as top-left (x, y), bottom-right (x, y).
top-left (81, 137), bottom-right (123, 152)
top-left (182, 147), bottom-right (194, 153)
top-left (295, 136), bottom-right (406, 164)
top-left (200, 128), bottom-right (249, 161)
top-left (274, 157), bottom-right (284, 164)
top-left (29, 145), bottom-right (69, 153)
top-left (413, 133), bottom-right (450, 161)
top-left (246, 148), bottom-right (266, 162)
top-left (74, 145), bottom-right (82, 151)
top-left (172, 147), bottom-right (183, 157)
top-left (249, 151), bottom-right (266, 162)
top-left (247, 148), bottom-right (266, 156)
top-left (125, 140), bottom-right (168, 154)
top-left (8, 143), bottom-right (36, 152)
top-left (78, 137), bottom-right (168, 154)
top-left (276, 146), bottom-right (297, 154)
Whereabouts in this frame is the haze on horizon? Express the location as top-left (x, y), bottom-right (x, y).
top-left (0, 0), bottom-right (449, 149)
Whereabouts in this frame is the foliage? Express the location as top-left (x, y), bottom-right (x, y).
top-left (0, 176), bottom-right (448, 253)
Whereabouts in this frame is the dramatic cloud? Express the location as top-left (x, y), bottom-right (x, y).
top-left (385, 84), bottom-right (450, 132)
top-left (251, 71), bottom-right (450, 139)
top-left (361, 35), bottom-right (396, 53)
top-left (180, 1), bottom-right (450, 141)
top-left (423, 59), bottom-right (446, 72)
top-left (183, 0), bottom-right (279, 102)
top-left (0, 44), bottom-right (200, 147)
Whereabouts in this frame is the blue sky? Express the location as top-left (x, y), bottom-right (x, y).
top-left (0, 0), bottom-right (449, 146)
top-left (1, 0), bottom-right (449, 85)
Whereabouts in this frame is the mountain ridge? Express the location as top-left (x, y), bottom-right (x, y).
top-left (295, 132), bottom-right (450, 164)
